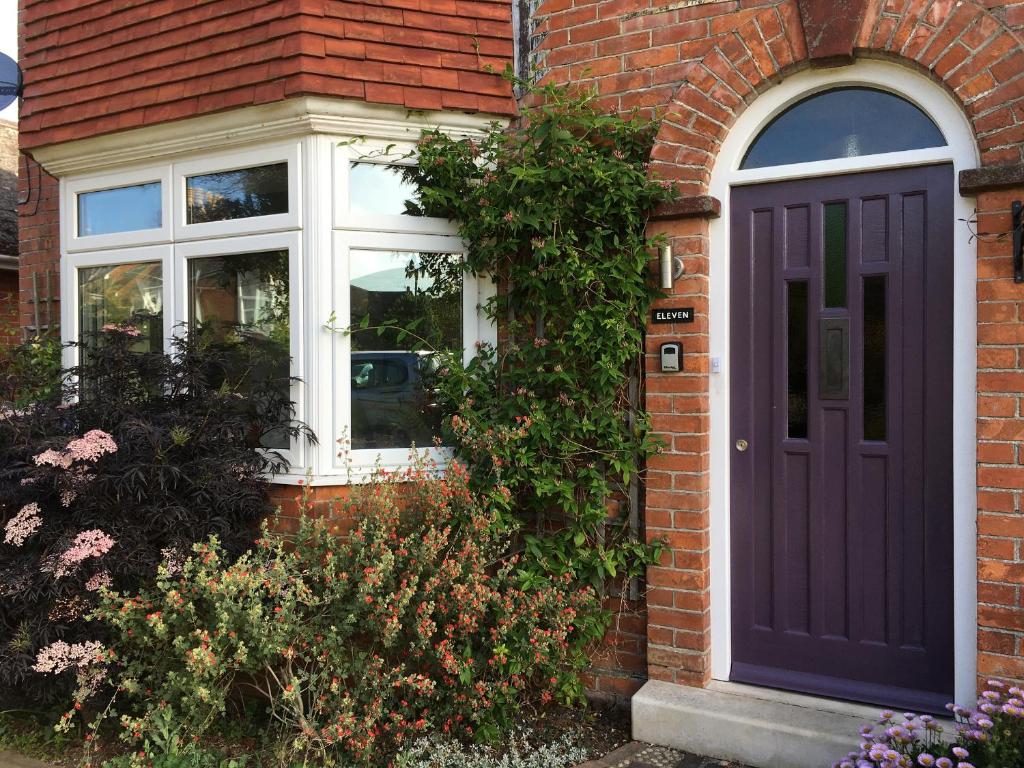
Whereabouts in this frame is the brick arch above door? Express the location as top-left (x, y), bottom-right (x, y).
top-left (649, 0), bottom-right (1024, 192)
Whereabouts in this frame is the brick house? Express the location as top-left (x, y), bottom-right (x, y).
top-left (14, 0), bottom-right (1024, 766)
top-left (0, 119), bottom-right (17, 346)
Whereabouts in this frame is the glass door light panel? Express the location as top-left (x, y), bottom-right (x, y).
top-left (349, 250), bottom-right (462, 450)
top-left (77, 182), bottom-right (162, 236)
top-left (78, 262), bottom-right (163, 352)
top-left (823, 202), bottom-right (848, 309)
top-left (740, 87), bottom-right (946, 169)
top-left (188, 250), bottom-right (291, 449)
top-left (863, 276), bottom-right (887, 441)
top-left (787, 280), bottom-right (809, 439)
top-left (186, 163), bottom-right (288, 224)
top-left (349, 163), bottom-right (423, 217)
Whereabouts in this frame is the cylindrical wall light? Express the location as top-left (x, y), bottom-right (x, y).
top-left (659, 244), bottom-right (685, 289)
top-left (659, 244), bottom-right (673, 290)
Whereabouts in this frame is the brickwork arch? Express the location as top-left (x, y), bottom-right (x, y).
top-left (650, 0), bottom-right (1024, 192)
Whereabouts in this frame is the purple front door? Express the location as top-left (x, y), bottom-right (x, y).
top-left (729, 164), bottom-right (954, 713)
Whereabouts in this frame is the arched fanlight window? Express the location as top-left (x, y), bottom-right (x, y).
top-left (740, 87), bottom-right (947, 170)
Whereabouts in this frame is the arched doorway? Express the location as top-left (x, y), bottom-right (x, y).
top-left (706, 60), bottom-right (979, 709)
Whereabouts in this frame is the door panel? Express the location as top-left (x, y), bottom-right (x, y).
top-left (729, 165), bottom-right (954, 713)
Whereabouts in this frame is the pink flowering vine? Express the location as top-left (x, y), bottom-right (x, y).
top-left (4, 503), bottom-right (43, 546)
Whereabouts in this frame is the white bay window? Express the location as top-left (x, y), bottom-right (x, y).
top-left (58, 107), bottom-right (496, 484)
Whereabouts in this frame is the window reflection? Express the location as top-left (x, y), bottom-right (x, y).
top-left (349, 163), bottom-right (422, 218)
top-left (78, 183), bottom-right (162, 236)
top-left (188, 250), bottom-right (291, 449)
top-left (349, 250), bottom-right (462, 450)
top-left (78, 262), bottom-right (163, 353)
top-left (186, 163), bottom-right (288, 224)
top-left (740, 88), bottom-right (946, 169)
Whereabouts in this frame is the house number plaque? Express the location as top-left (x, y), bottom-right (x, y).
top-left (651, 307), bottom-right (694, 324)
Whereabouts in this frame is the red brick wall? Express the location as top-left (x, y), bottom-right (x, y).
top-left (530, 0), bottom-right (1024, 694)
top-left (975, 186), bottom-right (1024, 684)
top-left (17, 158), bottom-right (60, 336)
top-left (18, 0), bottom-right (515, 151)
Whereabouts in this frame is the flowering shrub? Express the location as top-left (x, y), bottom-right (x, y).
top-left (0, 334), bottom-right (62, 408)
top-left (836, 680), bottom-right (1024, 768)
top-left (0, 327), bottom-right (310, 708)
top-left (64, 461), bottom-right (602, 766)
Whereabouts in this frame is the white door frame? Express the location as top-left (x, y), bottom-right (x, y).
top-left (706, 59), bottom-right (979, 706)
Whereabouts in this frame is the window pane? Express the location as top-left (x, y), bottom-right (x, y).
top-left (186, 163), bottom-right (288, 224)
top-left (787, 280), bottom-right (809, 439)
top-left (863, 276), bottom-right (887, 441)
top-left (824, 202), bottom-right (847, 308)
top-left (78, 262), bottom-right (164, 352)
top-left (349, 250), bottom-right (462, 450)
top-left (740, 87), bottom-right (946, 169)
top-left (349, 162), bottom-right (422, 218)
top-left (188, 251), bottom-right (291, 449)
top-left (78, 182), bottom-right (162, 236)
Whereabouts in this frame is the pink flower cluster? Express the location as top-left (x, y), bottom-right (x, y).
top-left (35, 429), bottom-right (118, 470)
top-left (32, 640), bottom-right (105, 674)
top-left (4, 503), bottom-right (42, 546)
top-left (85, 571), bottom-right (112, 592)
top-left (54, 529), bottom-right (115, 578)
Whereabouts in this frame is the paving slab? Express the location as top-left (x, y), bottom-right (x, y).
top-left (578, 741), bottom-right (748, 768)
top-left (0, 752), bottom-right (52, 768)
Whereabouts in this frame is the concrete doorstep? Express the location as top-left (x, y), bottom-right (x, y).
top-left (632, 680), bottom-right (882, 768)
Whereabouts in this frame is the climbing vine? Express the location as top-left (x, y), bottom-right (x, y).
top-left (399, 80), bottom-right (676, 591)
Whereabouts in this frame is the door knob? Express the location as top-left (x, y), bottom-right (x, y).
top-left (735, 439), bottom-right (749, 452)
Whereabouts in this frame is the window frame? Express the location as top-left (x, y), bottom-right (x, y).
top-left (332, 229), bottom-right (478, 475)
top-left (174, 230), bottom-right (305, 469)
top-left (173, 142), bottom-right (302, 242)
top-left (333, 141), bottom-right (457, 236)
top-left (65, 165), bottom-right (172, 253)
top-left (61, 244), bottom-right (175, 370)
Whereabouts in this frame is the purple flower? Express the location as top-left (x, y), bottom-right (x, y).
top-left (935, 759), bottom-right (953, 768)
top-left (951, 747), bottom-right (968, 759)
top-left (917, 755), bottom-right (935, 767)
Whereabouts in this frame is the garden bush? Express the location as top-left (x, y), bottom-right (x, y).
top-left (0, 326), bottom-right (310, 708)
top-left (836, 680), bottom-right (1024, 768)
top-left (54, 460), bottom-right (603, 767)
top-left (0, 334), bottom-right (62, 407)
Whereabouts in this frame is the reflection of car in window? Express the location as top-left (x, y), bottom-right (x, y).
top-left (350, 351), bottom-right (442, 449)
